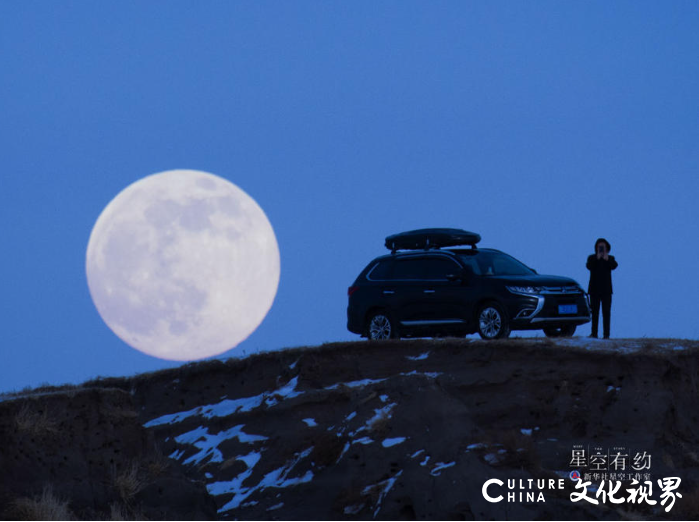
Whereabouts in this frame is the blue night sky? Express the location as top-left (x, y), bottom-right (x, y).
top-left (2, 1), bottom-right (698, 392)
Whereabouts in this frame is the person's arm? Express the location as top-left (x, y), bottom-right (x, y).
top-left (586, 254), bottom-right (596, 270)
top-left (608, 255), bottom-right (618, 270)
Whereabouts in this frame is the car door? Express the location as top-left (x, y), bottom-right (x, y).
top-left (388, 257), bottom-right (435, 324)
top-left (422, 256), bottom-right (471, 327)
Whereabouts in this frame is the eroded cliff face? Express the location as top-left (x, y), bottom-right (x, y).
top-left (2, 338), bottom-right (699, 520)
top-left (0, 386), bottom-right (216, 520)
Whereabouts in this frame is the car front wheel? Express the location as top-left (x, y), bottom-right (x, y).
top-left (543, 325), bottom-right (576, 338)
top-left (477, 303), bottom-right (510, 340)
top-left (367, 311), bottom-right (399, 340)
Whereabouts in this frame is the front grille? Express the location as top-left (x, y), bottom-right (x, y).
top-left (541, 286), bottom-right (581, 295)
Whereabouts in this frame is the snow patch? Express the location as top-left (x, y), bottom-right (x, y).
top-left (362, 470), bottom-right (403, 518)
top-left (405, 352), bottom-right (430, 361)
top-left (213, 447), bottom-right (314, 513)
top-left (484, 453), bottom-right (501, 465)
top-left (344, 503), bottom-right (365, 515)
top-left (336, 441), bottom-right (351, 463)
top-left (302, 418), bottom-right (317, 427)
top-left (399, 370), bottom-right (442, 379)
top-left (169, 449), bottom-right (185, 460)
top-left (144, 377), bottom-right (303, 427)
top-left (382, 437), bottom-right (406, 448)
top-left (176, 425), bottom-right (267, 466)
top-left (348, 404), bottom-right (396, 438)
top-left (326, 377), bottom-right (387, 390)
top-left (431, 461), bottom-right (456, 476)
top-left (207, 451), bottom-right (262, 500)
top-left (236, 451), bottom-right (263, 469)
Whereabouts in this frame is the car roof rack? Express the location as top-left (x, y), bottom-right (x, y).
top-left (385, 228), bottom-right (481, 253)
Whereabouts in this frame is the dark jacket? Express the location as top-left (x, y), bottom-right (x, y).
top-left (586, 254), bottom-right (618, 295)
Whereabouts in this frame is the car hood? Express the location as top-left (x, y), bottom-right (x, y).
top-left (488, 274), bottom-right (581, 287)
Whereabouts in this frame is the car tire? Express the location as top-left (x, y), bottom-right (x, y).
top-left (477, 303), bottom-right (510, 340)
top-left (367, 311), bottom-right (399, 340)
top-left (543, 325), bottom-right (576, 338)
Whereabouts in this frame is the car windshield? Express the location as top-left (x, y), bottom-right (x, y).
top-left (458, 251), bottom-right (534, 276)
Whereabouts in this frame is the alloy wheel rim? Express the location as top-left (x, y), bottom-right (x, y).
top-left (479, 307), bottom-right (502, 338)
top-left (369, 315), bottom-right (391, 339)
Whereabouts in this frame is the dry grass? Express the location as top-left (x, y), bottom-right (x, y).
top-left (109, 503), bottom-right (130, 521)
top-left (12, 486), bottom-right (74, 521)
top-left (145, 451), bottom-right (171, 478)
top-left (112, 462), bottom-right (146, 504)
top-left (103, 404), bottom-right (139, 421)
top-left (0, 383), bottom-right (80, 402)
top-left (108, 502), bottom-right (147, 521)
top-left (14, 403), bottom-right (59, 435)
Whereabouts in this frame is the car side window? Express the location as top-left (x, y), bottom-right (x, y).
top-left (392, 258), bottom-right (429, 280)
top-left (367, 260), bottom-right (392, 280)
top-left (459, 256), bottom-right (481, 276)
top-left (424, 258), bottom-right (462, 280)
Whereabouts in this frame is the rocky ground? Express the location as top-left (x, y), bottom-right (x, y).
top-left (2, 337), bottom-right (699, 520)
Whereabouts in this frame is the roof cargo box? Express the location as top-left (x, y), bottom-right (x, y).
top-left (385, 228), bottom-right (481, 252)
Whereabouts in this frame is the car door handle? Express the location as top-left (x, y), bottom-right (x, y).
top-left (383, 290), bottom-right (395, 295)
top-left (424, 289), bottom-right (436, 294)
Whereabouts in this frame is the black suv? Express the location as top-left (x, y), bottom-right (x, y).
top-left (347, 228), bottom-right (591, 340)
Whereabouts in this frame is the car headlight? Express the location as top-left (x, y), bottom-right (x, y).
top-left (507, 286), bottom-right (542, 295)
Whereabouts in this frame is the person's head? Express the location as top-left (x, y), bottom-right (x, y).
top-left (595, 238), bottom-right (611, 255)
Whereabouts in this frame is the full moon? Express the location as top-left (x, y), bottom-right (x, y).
top-left (86, 170), bottom-right (280, 361)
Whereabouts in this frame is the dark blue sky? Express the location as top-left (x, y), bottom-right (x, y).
top-left (2, 1), bottom-right (698, 392)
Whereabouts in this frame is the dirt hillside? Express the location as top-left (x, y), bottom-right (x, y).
top-left (2, 337), bottom-right (699, 520)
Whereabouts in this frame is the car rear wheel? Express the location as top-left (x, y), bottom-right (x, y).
top-left (543, 325), bottom-right (576, 338)
top-left (477, 303), bottom-right (510, 340)
top-left (367, 311), bottom-right (399, 340)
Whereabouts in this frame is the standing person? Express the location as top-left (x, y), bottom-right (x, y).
top-left (586, 238), bottom-right (618, 339)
